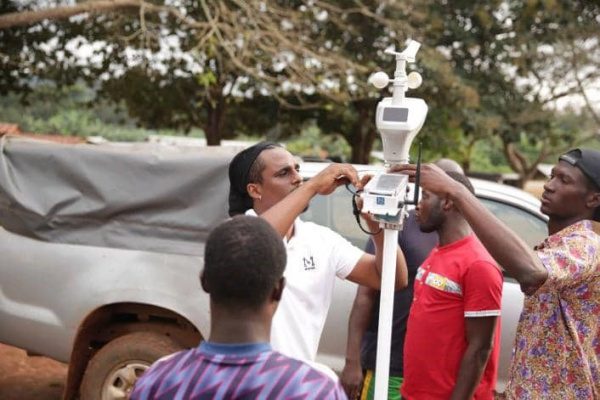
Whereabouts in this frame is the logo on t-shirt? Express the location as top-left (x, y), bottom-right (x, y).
top-left (303, 256), bottom-right (316, 271)
top-left (425, 271), bottom-right (463, 295)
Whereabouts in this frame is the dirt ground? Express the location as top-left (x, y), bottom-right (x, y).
top-left (0, 343), bottom-right (67, 400)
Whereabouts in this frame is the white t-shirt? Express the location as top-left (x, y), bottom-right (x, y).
top-left (245, 210), bottom-right (364, 361)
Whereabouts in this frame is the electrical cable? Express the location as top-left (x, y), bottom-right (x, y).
top-left (345, 183), bottom-right (382, 235)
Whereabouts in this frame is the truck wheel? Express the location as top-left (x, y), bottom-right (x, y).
top-left (79, 332), bottom-right (184, 400)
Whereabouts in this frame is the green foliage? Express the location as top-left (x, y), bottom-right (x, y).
top-left (285, 122), bottom-right (351, 162)
top-left (0, 83), bottom-right (205, 142)
top-left (1, 0), bottom-right (599, 181)
top-left (197, 71), bottom-right (217, 88)
top-left (469, 140), bottom-right (513, 173)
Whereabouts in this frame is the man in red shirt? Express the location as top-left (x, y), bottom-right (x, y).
top-left (401, 171), bottom-right (503, 400)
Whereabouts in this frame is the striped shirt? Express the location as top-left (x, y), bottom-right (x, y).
top-left (130, 342), bottom-right (347, 400)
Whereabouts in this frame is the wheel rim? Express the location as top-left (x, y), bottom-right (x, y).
top-left (101, 361), bottom-right (150, 400)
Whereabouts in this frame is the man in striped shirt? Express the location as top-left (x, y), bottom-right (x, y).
top-left (130, 216), bottom-right (347, 400)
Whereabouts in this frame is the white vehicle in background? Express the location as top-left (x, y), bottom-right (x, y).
top-left (0, 138), bottom-right (547, 398)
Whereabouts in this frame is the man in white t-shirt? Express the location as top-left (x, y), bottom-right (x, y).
top-left (228, 142), bottom-right (408, 362)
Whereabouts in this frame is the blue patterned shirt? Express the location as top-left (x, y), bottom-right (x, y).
top-left (130, 342), bottom-right (347, 399)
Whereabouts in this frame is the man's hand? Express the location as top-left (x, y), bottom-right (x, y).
top-left (343, 285), bottom-right (375, 399)
top-left (390, 163), bottom-right (461, 198)
top-left (341, 359), bottom-right (363, 399)
top-left (259, 163), bottom-right (360, 238)
top-left (305, 163), bottom-right (361, 196)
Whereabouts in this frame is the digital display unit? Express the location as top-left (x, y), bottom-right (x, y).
top-left (382, 107), bottom-right (409, 122)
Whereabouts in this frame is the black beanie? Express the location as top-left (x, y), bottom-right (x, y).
top-left (228, 142), bottom-right (281, 216)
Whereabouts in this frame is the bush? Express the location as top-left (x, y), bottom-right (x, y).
top-left (0, 84), bottom-right (206, 142)
top-left (285, 123), bottom-right (351, 161)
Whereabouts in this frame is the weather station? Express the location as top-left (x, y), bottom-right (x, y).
top-left (360, 39), bottom-right (428, 399)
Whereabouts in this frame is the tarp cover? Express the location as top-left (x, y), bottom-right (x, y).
top-left (0, 137), bottom-right (240, 256)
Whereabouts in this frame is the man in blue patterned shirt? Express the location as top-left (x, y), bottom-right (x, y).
top-left (130, 216), bottom-right (347, 400)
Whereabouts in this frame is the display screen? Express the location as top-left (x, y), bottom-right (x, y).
top-left (382, 107), bottom-right (409, 122)
top-left (376, 174), bottom-right (403, 191)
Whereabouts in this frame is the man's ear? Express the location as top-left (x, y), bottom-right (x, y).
top-left (247, 182), bottom-right (262, 200)
top-left (586, 190), bottom-right (600, 209)
top-left (442, 196), bottom-right (454, 212)
top-left (200, 271), bottom-right (209, 293)
top-left (272, 277), bottom-right (286, 302)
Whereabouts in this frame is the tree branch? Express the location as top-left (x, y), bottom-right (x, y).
top-left (570, 44), bottom-right (600, 134)
top-left (0, 0), bottom-right (141, 29)
top-left (0, 0), bottom-right (204, 30)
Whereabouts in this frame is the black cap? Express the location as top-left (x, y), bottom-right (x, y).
top-left (228, 142), bottom-right (281, 216)
top-left (559, 148), bottom-right (600, 189)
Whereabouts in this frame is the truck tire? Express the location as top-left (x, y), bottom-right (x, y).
top-left (79, 331), bottom-right (184, 400)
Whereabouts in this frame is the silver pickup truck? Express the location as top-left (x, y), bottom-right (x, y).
top-left (0, 137), bottom-right (548, 399)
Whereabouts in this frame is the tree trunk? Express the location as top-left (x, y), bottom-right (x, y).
top-left (503, 142), bottom-right (528, 188)
top-left (348, 100), bottom-right (377, 164)
top-left (203, 86), bottom-right (226, 146)
top-left (460, 138), bottom-right (478, 173)
top-left (502, 140), bottom-right (549, 188)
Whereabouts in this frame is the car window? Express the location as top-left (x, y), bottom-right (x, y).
top-left (478, 197), bottom-right (548, 281)
top-left (303, 188), bottom-right (369, 249)
top-left (478, 198), bottom-right (547, 249)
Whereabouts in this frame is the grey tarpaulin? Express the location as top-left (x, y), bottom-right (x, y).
top-left (0, 136), bottom-right (240, 256)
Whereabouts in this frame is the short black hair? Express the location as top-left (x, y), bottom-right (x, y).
top-left (203, 216), bottom-right (286, 309)
top-left (446, 171), bottom-right (475, 194)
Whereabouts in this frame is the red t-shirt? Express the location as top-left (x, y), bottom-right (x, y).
top-left (401, 234), bottom-right (503, 400)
